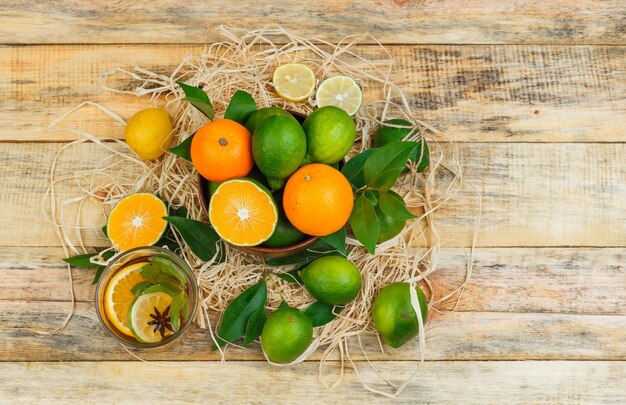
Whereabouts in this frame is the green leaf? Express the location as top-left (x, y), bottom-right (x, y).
top-left (177, 82), bottom-right (215, 120)
top-left (320, 227), bottom-right (347, 255)
top-left (169, 134), bottom-right (194, 161)
top-left (378, 190), bottom-right (416, 220)
top-left (92, 267), bottom-right (105, 286)
top-left (265, 239), bottom-right (339, 266)
top-left (224, 90), bottom-right (256, 124)
top-left (140, 258), bottom-right (185, 290)
top-left (130, 281), bottom-right (153, 296)
top-left (364, 141), bottom-right (417, 191)
top-left (349, 194), bottom-right (379, 254)
top-left (363, 190), bottom-right (377, 205)
top-left (168, 204), bottom-right (189, 218)
top-left (63, 251), bottom-right (114, 269)
top-left (304, 302), bottom-right (343, 327)
top-left (278, 301), bottom-right (289, 309)
top-left (140, 283), bottom-right (180, 297)
top-left (341, 149), bottom-right (376, 189)
top-left (164, 216), bottom-right (224, 262)
top-left (277, 267), bottom-right (304, 284)
top-left (101, 225), bottom-right (108, 237)
top-left (215, 281), bottom-right (267, 347)
top-left (242, 308), bottom-right (266, 347)
top-left (150, 257), bottom-right (187, 285)
top-left (170, 291), bottom-right (189, 331)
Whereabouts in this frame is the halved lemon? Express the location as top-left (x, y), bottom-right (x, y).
top-left (129, 291), bottom-right (174, 343)
top-left (104, 262), bottom-right (149, 336)
top-left (315, 75), bottom-right (362, 116)
top-left (107, 193), bottom-right (168, 251)
top-left (273, 63), bottom-right (316, 102)
top-left (208, 179), bottom-right (278, 246)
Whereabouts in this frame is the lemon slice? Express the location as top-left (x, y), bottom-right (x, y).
top-left (104, 262), bottom-right (149, 336)
top-left (315, 75), bottom-right (362, 116)
top-left (273, 63), bottom-right (316, 102)
top-left (129, 291), bottom-right (174, 343)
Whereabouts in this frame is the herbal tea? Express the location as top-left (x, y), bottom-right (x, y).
top-left (96, 247), bottom-right (197, 347)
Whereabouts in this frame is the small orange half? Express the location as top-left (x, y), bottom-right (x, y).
top-left (107, 193), bottom-right (168, 251)
top-left (209, 179), bottom-right (278, 246)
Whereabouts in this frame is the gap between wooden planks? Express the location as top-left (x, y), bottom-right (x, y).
top-left (2, 44), bottom-right (624, 142)
top-left (0, 361), bottom-right (624, 404)
top-left (0, 0), bottom-right (624, 45)
top-left (1, 142), bottom-right (623, 248)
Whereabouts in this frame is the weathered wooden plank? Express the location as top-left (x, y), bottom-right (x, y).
top-left (2, 300), bottom-right (625, 361)
top-left (2, 44), bottom-right (624, 142)
top-left (1, 143), bottom-right (623, 248)
top-left (0, 1), bottom-right (624, 45)
top-left (0, 361), bottom-right (623, 404)
top-left (4, 247), bottom-right (624, 316)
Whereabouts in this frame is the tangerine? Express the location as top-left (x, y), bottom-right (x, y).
top-left (190, 119), bottom-right (254, 182)
top-left (283, 164), bottom-right (354, 236)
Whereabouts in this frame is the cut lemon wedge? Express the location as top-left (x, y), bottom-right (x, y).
top-left (104, 262), bottom-right (149, 336)
top-left (315, 75), bottom-right (362, 116)
top-left (129, 291), bottom-right (174, 343)
top-left (273, 63), bottom-right (316, 102)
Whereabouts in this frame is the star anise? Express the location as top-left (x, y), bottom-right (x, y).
top-left (147, 306), bottom-right (174, 338)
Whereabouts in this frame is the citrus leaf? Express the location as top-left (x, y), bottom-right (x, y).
top-left (164, 216), bottom-right (224, 262)
top-left (140, 283), bottom-right (179, 297)
top-left (341, 148), bottom-right (376, 190)
top-left (170, 291), bottom-right (189, 331)
top-left (277, 266), bottom-right (304, 284)
top-left (304, 302), bottom-right (343, 327)
top-left (169, 134), bottom-right (194, 161)
top-left (224, 90), bottom-right (256, 124)
top-left (150, 257), bottom-right (187, 285)
top-left (265, 239), bottom-right (338, 266)
top-left (242, 307), bottom-right (266, 347)
top-left (101, 225), bottom-right (108, 237)
top-left (177, 82), bottom-right (215, 120)
top-left (140, 260), bottom-right (185, 291)
top-left (363, 190), bottom-right (377, 205)
top-left (320, 227), bottom-right (347, 255)
top-left (278, 300), bottom-right (289, 309)
top-left (215, 281), bottom-right (267, 347)
top-left (378, 190), bottom-right (417, 220)
top-left (63, 251), bottom-right (114, 269)
top-left (91, 267), bottom-right (105, 286)
top-left (130, 281), bottom-right (153, 296)
top-left (349, 194), bottom-right (379, 254)
top-left (364, 141), bottom-right (417, 191)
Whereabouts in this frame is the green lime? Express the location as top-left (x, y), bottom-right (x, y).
top-left (373, 119), bottom-right (429, 172)
top-left (208, 181), bottom-right (221, 196)
top-left (263, 208), bottom-right (307, 248)
top-left (300, 255), bottom-right (362, 305)
top-left (252, 115), bottom-right (307, 190)
top-left (261, 307), bottom-right (313, 363)
top-left (302, 106), bottom-right (356, 165)
top-left (371, 282), bottom-right (428, 349)
top-left (244, 107), bottom-right (295, 133)
top-left (375, 206), bottom-right (406, 243)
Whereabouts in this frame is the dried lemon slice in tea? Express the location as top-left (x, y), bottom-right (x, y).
top-left (129, 291), bottom-right (174, 343)
top-left (315, 75), bottom-right (362, 116)
top-left (107, 193), bottom-right (168, 251)
top-left (208, 179), bottom-right (278, 246)
top-left (273, 63), bottom-right (316, 102)
top-left (104, 262), bottom-right (149, 336)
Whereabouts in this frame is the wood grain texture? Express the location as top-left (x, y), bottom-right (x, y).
top-left (2, 44), bottom-right (625, 142)
top-left (2, 300), bottom-right (625, 362)
top-left (0, 361), bottom-right (624, 404)
top-left (1, 142), bottom-right (623, 248)
top-left (0, 1), bottom-right (624, 45)
top-left (4, 247), bottom-right (624, 315)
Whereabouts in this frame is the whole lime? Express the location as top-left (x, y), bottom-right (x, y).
top-left (371, 282), bottom-right (428, 349)
top-left (300, 255), bottom-right (362, 305)
top-left (302, 106), bottom-right (356, 165)
top-left (252, 115), bottom-right (307, 190)
top-left (373, 119), bottom-right (429, 172)
top-left (375, 206), bottom-right (406, 243)
top-left (261, 307), bottom-right (313, 363)
top-left (262, 206), bottom-right (307, 248)
top-left (244, 107), bottom-right (296, 133)
top-left (125, 108), bottom-right (173, 160)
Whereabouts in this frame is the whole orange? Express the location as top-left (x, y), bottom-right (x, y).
top-left (190, 119), bottom-right (254, 182)
top-left (283, 163), bottom-right (354, 236)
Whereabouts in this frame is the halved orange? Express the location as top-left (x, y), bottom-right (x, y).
top-left (107, 193), bottom-right (168, 251)
top-left (104, 262), bottom-right (149, 336)
top-left (208, 179), bottom-right (278, 246)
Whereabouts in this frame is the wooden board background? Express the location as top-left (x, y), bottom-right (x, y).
top-left (0, 1), bottom-right (625, 403)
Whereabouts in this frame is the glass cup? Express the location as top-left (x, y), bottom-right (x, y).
top-left (95, 246), bottom-right (198, 349)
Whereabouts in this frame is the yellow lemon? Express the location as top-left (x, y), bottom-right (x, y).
top-left (125, 108), bottom-right (173, 160)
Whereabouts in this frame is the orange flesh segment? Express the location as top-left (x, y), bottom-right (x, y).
top-left (108, 193), bottom-right (168, 251)
top-left (209, 180), bottom-right (277, 246)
